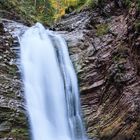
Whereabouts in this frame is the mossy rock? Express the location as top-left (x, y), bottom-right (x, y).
top-left (135, 20), bottom-right (140, 33)
top-left (9, 128), bottom-right (29, 140)
top-left (96, 23), bottom-right (109, 36)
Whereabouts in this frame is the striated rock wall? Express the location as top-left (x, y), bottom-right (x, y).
top-left (54, 1), bottom-right (140, 139)
top-left (0, 23), bottom-right (28, 139)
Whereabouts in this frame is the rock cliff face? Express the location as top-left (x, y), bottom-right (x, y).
top-left (0, 0), bottom-right (140, 140)
top-left (54, 1), bottom-right (140, 139)
top-left (0, 22), bottom-right (28, 139)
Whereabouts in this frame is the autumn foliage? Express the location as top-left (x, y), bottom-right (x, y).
top-left (1, 0), bottom-right (87, 24)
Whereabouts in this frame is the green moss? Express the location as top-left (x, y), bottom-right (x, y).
top-left (123, 0), bottom-right (140, 9)
top-left (96, 23), bottom-right (109, 36)
top-left (137, 0), bottom-right (140, 9)
top-left (10, 128), bottom-right (29, 139)
top-left (123, 0), bottom-right (132, 7)
top-left (75, 0), bottom-right (97, 12)
top-left (82, 0), bottom-right (96, 7)
top-left (135, 20), bottom-right (140, 32)
top-left (8, 65), bottom-right (18, 76)
top-left (112, 45), bottom-right (129, 63)
top-left (14, 113), bottom-right (28, 126)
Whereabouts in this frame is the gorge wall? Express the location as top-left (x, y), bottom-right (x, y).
top-left (54, 1), bottom-right (140, 139)
top-left (0, 22), bottom-right (29, 139)
top-left (0, 0), bottom-right (140, 140)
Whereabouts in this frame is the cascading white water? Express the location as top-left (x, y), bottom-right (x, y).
top-left (20, 23), bottom-right (87, 140)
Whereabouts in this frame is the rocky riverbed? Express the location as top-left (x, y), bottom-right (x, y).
top-left (0, 0), bottom-right (140, 140)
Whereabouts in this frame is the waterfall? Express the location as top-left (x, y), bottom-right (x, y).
top-left (20, 23), bottom-right (87, 140)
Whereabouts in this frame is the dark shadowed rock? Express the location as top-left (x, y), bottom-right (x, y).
top-left (0, 21), bottom-right (4, 34)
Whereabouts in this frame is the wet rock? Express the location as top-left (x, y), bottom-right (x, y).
top-left (0, 24), bottom-right (29, 139)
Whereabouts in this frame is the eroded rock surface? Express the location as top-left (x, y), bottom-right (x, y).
top-left (54, 1), bottom-right (140, 139)
top-left (0, 23), bottom-right (28, 139)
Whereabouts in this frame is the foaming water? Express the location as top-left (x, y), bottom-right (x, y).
top-left (20, 23), bottom-right (87, 140)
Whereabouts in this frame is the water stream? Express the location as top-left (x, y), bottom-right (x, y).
top-left (3, 21), bottom-right (87, 140)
